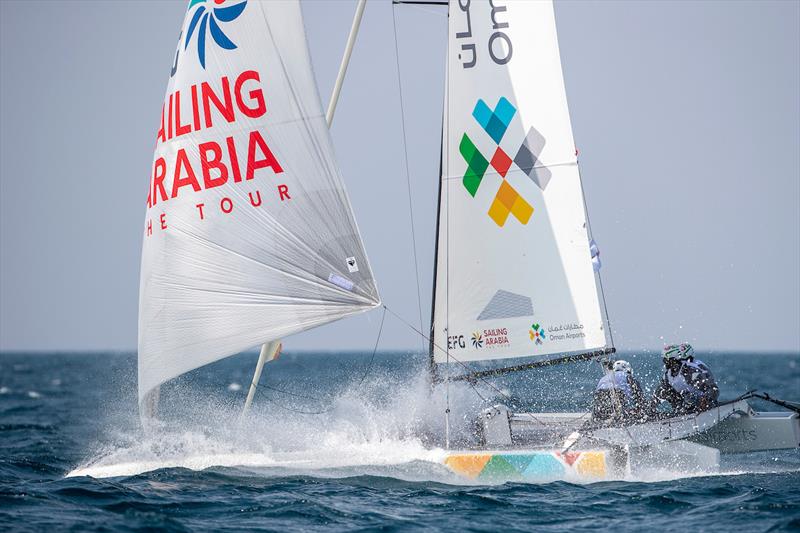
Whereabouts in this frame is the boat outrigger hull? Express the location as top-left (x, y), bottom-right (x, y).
top-left (688, 409), bottom-right (800, 453)
top-left (441, 396), bottom-right (799, 482)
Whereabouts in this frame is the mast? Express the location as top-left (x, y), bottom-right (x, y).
top-left (242, 340), bottom-right (281, 416)
top-left (242, 0), bottom-right (368, 417)
top-left (428, 128), bottom-right (444, 383)
top-left (327, 0), bottom-right (367, 126)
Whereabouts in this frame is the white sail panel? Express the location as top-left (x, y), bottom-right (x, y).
top-left (432, 0), bottom-right (605, 364)
top-left (138, 0), bottom-right (379, 404)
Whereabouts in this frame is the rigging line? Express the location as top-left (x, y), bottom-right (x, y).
top-left (356, 306), bottom-right (387, 388)
top-left (259, 391), bottom-right (333, 416)
top-left (261, 383), bottom-right (327, 401)
top-left (391, 4), bottom-right (426, 353)
top-left (382, 304), bottom-right (537, 418)
top-left (577, 166), bottom-right (616, 350)
top-left (259, 307), bottom-right (387, 415)
top-left (465, 378), bottom-right (488, 403)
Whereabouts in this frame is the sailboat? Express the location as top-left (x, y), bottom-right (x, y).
top-left (138, 0), bottom-right (378, 419)
top-left (138, 0), bottom-right (799, 483)
top-left (419, 0), bottom-right (799, 480)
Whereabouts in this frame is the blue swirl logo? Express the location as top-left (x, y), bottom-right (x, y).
top-left (185, 0), bottom-right (247, 69)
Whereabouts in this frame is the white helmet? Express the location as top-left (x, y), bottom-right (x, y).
top-left (613, 360), bottom-right (632, 374)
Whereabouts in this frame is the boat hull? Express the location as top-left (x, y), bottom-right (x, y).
top-left (442, 449), bottom-right (610, 482)
top-left (441, 440), bottom-right (721, 482)
top-left (440, 399), bottom-right (799, 482)
top-left (500, 400), bottom-right (799, 454)
top-left (688, 410), bottom-right (800, 453)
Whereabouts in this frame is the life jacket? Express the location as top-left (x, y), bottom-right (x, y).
top-left (664, 359), bottom-right (716, 398)
top-left (595, 371), bottom-right (633, 399)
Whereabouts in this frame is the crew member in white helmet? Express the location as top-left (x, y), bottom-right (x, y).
top-left (593, 359), bottom-right (646, 422)
top-left (652, 343), bottom-right (719, 414)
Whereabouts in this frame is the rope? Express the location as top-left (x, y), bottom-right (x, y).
top-left (356, 306), bottom-right (387, 388)
top-left (258, 307), bottom-right (387, 415)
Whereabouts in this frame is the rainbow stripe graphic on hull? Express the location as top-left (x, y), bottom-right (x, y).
top-left (443, 450), bottom-right (607, 482)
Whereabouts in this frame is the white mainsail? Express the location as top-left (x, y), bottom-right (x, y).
top-left (138, 0), bottom-right (380, 408)
top-left (431, 0), bottom-right (606, 364)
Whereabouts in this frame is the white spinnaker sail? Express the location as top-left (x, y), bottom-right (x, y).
top-left (138, 0), bottom-right (379, 407)
top-left (432, 0), bottom-right (605, 364)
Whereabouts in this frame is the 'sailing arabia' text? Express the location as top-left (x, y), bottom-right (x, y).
top-left (145, 69), bottom-right (291, 236)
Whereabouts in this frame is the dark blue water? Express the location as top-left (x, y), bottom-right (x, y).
top-left (2, 351), bottom-right (799, 531)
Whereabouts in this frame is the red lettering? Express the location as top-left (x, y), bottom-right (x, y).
top-left (155, 72), bottom-right (269, 143)
top-left (151, 157), bottom-right (168, 206)
top-left (201, 77), bottom-right (234, 128)
top-left (191, 84), bottom-right (201, 132)
top-left (160, 213), bottom-right (167, 230)
top-left (196, 203), bottom-right (205, 220)
top-left (167, 93), bottom-right (174, 140)
top-left (174, 90), bottom-right (191, 137)
top-left (171, 149), bottom-right (201, 198)
top-left (246, 130), bottom-right (283, 180)
top-left (226, 136), bottom-right (243, 183)
top-left (199, 141), bottom-right (228, 189)
top-left (220, 197), bottom-right (233, 213)
top-left (278, 184), bottom-right (291, 201)
top-left (248, 190), bottom-right (262, 207)
top-left (235, 70), bottom-right (266, 118)
top-left (146, 219), bottom-right (152, 236)
top-left (156, 103), bottom-right (166, 144)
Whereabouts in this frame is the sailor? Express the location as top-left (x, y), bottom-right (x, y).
top-left (593, 359), bottom-right (646, 422)
top-left (652, 343), bottom-right (719, 414)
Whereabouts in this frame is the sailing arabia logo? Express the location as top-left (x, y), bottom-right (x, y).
top-left (530, 323), bottom-right (546, 345)
top-left (459, 97), bottom-right (551, 227)
top-left (184, 0), bottom-right (248, 69)
top-left (471, 332), bottom-right (483, 348)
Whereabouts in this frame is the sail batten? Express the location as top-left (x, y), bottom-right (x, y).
top-left (138, 0), bottom-right (379, 406)
top-left (431, 0), bottom-right (607, 365)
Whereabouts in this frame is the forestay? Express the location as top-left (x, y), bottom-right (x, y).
top-left (138, 0), bottom-right (379, 408)
top-left (431, 0), bottom-right (605, 364)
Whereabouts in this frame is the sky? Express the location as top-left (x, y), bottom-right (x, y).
top-left (1, 0), bottom-right (798, 354)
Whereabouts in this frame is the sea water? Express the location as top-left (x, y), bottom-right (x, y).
top-left (1, 351), bottom-right (798, 531)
